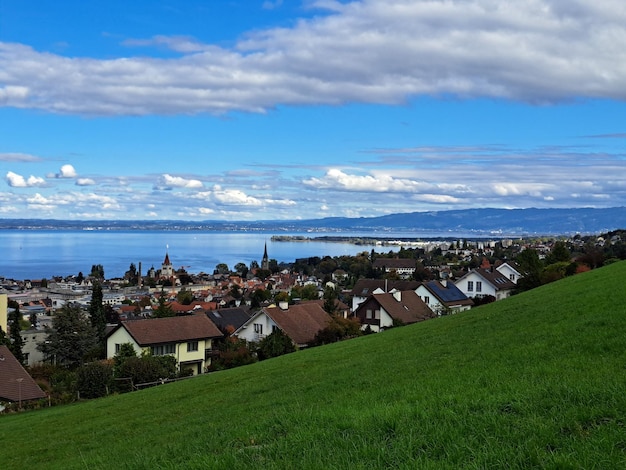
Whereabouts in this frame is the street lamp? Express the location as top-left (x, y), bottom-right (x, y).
top-left (16, 378), bottom-right (24, 410)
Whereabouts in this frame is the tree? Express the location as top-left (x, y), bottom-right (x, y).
top-left (234, 262), bottom-right (249, 278)
top-left (322, 286), bottom-right (338, 315)
top-left (113, 343), bottom-right (137, 375)
top-left (76, 362), bottom-right (113, 399)
top-left (116, 355), bottom-right (177, 386)
top-left (515, 248), bottom-right (543, 292)
top-left (257, 328), bottom-right (296, 360)
top-left (0, 326), bottom-right (9, 346)
top-left (7, 300), bottom-right (25, 364)
top-left (89, 281), bottom-right (106, 347)
top-left (546, 241), bottom-right (571, 265)
top-left (214, 263), bottom-right (230, 275)
top-left (153, 289), bottom-right (175, 318)
top-left (76, 271), bottom-right (84, 285)
top-left (312, 316), bottom-right (362, 346)
top-left (176, 288), bottom-right (193, 305)
top-left (90, 264), bottom-right (105, 280)
top-left (125, 263), bottom-right (138, 285)
top-left (38, 304), bottom-right (97, 369)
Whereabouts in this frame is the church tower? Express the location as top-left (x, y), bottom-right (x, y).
top-left (261, 242), bottom-right (269, 271)
top-left (161, 248), bottom-right (174, 280)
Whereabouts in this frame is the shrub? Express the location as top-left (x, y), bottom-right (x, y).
top-left (76, 362), bottom-right (113, 399)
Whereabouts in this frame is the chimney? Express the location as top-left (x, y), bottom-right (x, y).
top-left (279, 301), bottom-right (289, 310)
top-left (393, 291), bottom-right (401, 302)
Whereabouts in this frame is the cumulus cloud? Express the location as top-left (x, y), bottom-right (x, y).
top-left (1, 0), bottom-right (626, 115)
top-left (49, 164), bottom-right (77, 179)
top-left (156, 174), bottom-right (204, 190)
top-left (5, 171), bottom-right (45, 187)
top-left (76, 178), bottom-right (96, 186)
top-left (303, 168), bottom-right (431, 193)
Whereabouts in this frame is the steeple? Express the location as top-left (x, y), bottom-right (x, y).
top-left (261, 241), bottom-right (269, 271)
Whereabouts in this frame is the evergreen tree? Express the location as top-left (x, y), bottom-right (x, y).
top-left (89, 281), bottom-right (106, 345)
top-left (322, 286), bottom-right (338, 315)
top-left (7, 301), bottom-right (25, 364)
top-left (0, 326), bottom-right (9, 346)
top-left (257, 328), bottom-right (296, 360)
top-left (154, 289), bottom-right (175, 318)
top-left (38, 304), bottom-right (97, 368)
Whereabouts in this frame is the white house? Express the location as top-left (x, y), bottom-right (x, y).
top-left (234, 302), bottom-right (331, 348)
top-left (495, 261), bottom-right (522, 284)
top-left (455, 268), bottom-right (517, 301)
top-left (106, 314), bottom-right (223, 375)
top-left (415, 280), bottom-right (473, 315)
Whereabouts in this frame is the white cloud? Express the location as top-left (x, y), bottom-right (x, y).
top-left (5, 171), bottom-right (45, 187)
top-left (0, 152), bottom-right (42, 162)
top-left (76, 178), bottom-right (96, 186)
top-left (54, 164), bottom-right (77, 178)
top-left (157, 174), bottom-right (203, 190)
top-left (1, 1), bottom-right (626, 115)
top-left (303, 168), bottom-right (430, 193)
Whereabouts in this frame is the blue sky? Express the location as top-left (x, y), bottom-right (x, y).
top-left (1, 0), bottom-right (625, 221)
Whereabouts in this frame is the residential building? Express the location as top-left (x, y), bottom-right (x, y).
top-left (350, 279), bottom-right (421, 311)
top-left (353, 290), bottom-right (436, 332)
top-left (372, 258), bottom-right (417, 278)
top-left (0, 345), bottom-right (47, 406)
top-left (415, 280), bottom-right (473, 315)
top-left (234, 302), bottom-right (331, 348)
top-left (106, 314), bottom-right (223, 375)
top-left (455, 268), bottom-right (517, 301)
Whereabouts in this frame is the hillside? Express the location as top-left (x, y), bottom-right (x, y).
top-left (2, 262), bottom-right (626, 469)
top-left (2, 206), bottom-right (626, 234)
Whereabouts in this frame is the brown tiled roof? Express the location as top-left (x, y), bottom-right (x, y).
top-left (264, 303), bottom-right (331, 346)
top-left (372, 291), bottom-right (436, 324)
top-left (121, 314), bottom-right (222, 346)
top-left (351, 279), bottom-right (421, 296)
top-left (297, 299), bottom-right (350, 314)
top-left (0, 345), bottom-right (46, 402)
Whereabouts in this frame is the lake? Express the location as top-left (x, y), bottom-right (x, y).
top-left (0, 229), bottom-right (439, 280)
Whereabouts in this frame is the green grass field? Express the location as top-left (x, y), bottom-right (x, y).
top-left (2, 261), bottom-right (626, 469)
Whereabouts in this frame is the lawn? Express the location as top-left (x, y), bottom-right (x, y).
top-left (2, 261), bottom-right (626, 469)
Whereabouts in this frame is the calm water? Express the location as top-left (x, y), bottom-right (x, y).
top-left (0, 230), bottom-right (434, 280)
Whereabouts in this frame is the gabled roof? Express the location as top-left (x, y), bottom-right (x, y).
top-left (0, 345), bottom-right (46, 402)
top-left (459, 268), bottom-right (517, 291)
top-left (264, 303), bottom-right (331, 346)
top-left (296, 298), bottom-right (350, 314)
top-left (422, 280), bottom-right (474, 307)
top-left (207, 307), bottom-right (251, 333)
top-left (367, 291), bottom-right (436, 324)
top-left (119, 314), bottom-right (222, 346)
top-left (351, 279), bottom-right (421, 297)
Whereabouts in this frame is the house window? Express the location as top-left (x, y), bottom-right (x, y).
top-left (467, 281), bottom-right (474, 292)
top-left (187, 341), bottom-right (198, 352)
top-left (151, 344), bottom-right (176, 356)
top-left (476, 281), bottom-right (482, 293)
top-left (115, 343), bottom-right (121, 353)
top-left (254, 323), bottom-right (263, 335)
top-left (374, 310), bottom-right (380, 320)
top-left (366, 309), bottom-right (373, 319)
top-left (424, 296), bottom-right (430, 305)
top-left (510, 274), bottom-right (515, 281)
top-left (272, 325), bottom-right (279, 333)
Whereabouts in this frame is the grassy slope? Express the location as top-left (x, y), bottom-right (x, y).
top-left (2, 261), bottom-right (626, 469)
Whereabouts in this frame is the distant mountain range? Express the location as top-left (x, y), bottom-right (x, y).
top-left (1, 207), bottom-right (625, 236)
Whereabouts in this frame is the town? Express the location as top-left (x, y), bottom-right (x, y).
top-left (1, 230), bottom-right (624, 410)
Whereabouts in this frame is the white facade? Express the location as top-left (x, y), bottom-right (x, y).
top-left (495, 263), bottom-right (521, 284)
top-left (455, 271), bottom-right (512, 301)
top-left (234, 310), bottom-right (279, 343)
